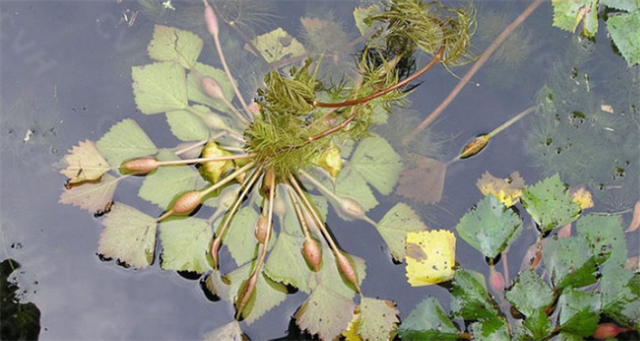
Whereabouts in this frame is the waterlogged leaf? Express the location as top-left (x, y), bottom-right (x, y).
top-left (186, 62), bottom-right (234, 113)
top-left (558, 288), bottom-right (601, 336)
top-left (147, 25), bottom-right (203, 69)
top-left (335, 167), bottom-right (378, 214)
top-left (397, 155), bottom-right (447, 204)
top-left (476, 171), bottom-right (525, 207)
top-left (607, 11), bottom-right (640, 66)
top-left (159, 218), bottom-right (213, 273)
top-left (344, 297), bottom-right (399, 341)
top-left (576, 214), bottom-right (627, 265)
top-left (295, 285), bottom-right (355, 341)
top-left (600, 264), bottom-right (640, 328)
top-left (250, 28), bottom-right (305, 64)
top-left (223, 205), bottom-right (259, 267)
top-left (59, 174), bottom-right (118, 214)
top-left (601, 0), bottom-right (640, 11)
top-left (376, 203), bottom-right (428, 261)
top-left (350, 136), bottom-right (402, 195)
top-left (456, 195), bottom-right (522, 259)
top-left (451, 269), bottom-right (499, 320)
top-left (521, 174), bottom-right (580, 232)
top-left (353, 5), bottom-right (383, 36)
top-left (470, 317), bottom-right (510, 341)
top-left (138, 150), bottom-right (205, 209)
top-left (398, 297), bottom-right (460, 341)
top-left (132, 61), bottom-right (188, 114)
top-left (98, 203), bottom-right (157, 269)
top-left (523, 309), bottom-right (552, 340)
top-left (310, 247), bottom-right (366, 299)
top-left (202, 321), bottom-right (247, 341)
top-left (542, 235), bottom-right (598, 289)
top-left (405, 230), bottom-right (456, 286)
top-left (96, 119), bottom-right (157, 167)
top-left (60, 140), bottom-right (110, 184)
top-left (552, 0), bottom-right (599, 37)
top-left (165, 109), bottom-right (210, 141)
top-left (264, 231), bottom-right (311, 293)
top-left (224, 266), bottom-right (287, 325)
top-left (506, 269), bottom-right (554, 316)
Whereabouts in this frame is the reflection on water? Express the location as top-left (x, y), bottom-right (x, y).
top-left (1, 0), bottom-right (638, 340)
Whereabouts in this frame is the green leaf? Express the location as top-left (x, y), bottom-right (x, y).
top-left (398, 297), bottom-right (460, 341)
top-left (552, 0), bottom-right (599, 37)
top-left (523, 309), bottom-right (552, 340)
top-left (335, 166), bottom-right (379, 215)
top-left (576, 214), bottom-right (627, 266)
top-left (96, 119), bottom-right (157, 167)
top-left (506, 269), bottom-right (554, 316)
top-left (350, 135), bottom-right (403, 195)
top-left (59, 173), bottom-right (119, 214)
top-left (165, 108), bottom-right (210, 141)
top-left (376, 203), bottom-right (428, 261)
top-left (451, 269), bottom-right (499, 320)
top-left (132, 61), bottom-right (188, 114)
top-left (98, 203), bottom-right (157, 269)
top-left (552, 332), bottom-right (584, 341)
top-left (521, 174), bottom-right (581, 232)
top-left (295, 285), bottom-right (355, 341)
top-left (600, 264), bottom-right (640, 329)
top-left (558, 288), bottom-right (601, 337)
top-left (186, 62), bottom-right (234, 113)
top-left (346, 297), bottom-right (399, 341)
top-left (601, 0), bottom-right (640, 12)
top-left (309, 246), bottom-right (366, 299)
top-left (264, 231), bottom-right (311, 293)
top-left (470, 317), bottom-right (510, 341)
top-left (250, 28), bottom-right (306, 64)
top-left (202, 321), bottom-right (246, 341)
top-left (147, 25), bottom-right (203, 69)
top-left (222, 205), bottom-right (259, 267)
top-left (455, 194), bottom-right (522, 259)
top-left (159, 217), bottom-right (213, 273)
top-left (225, 267), bottom-right (288, 325)
top-left (138, 150), bottom-right (206, 209)
top-left (607, 11), bottom-right (640, 66)
top-left (542, 235), bottom-right (598, 289)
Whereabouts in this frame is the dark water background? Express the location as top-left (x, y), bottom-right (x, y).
top-left (1, 1), bottom-right (638, 340)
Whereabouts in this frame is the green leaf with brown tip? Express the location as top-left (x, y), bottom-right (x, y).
top-left (159, 217), bottom-right (213, 274)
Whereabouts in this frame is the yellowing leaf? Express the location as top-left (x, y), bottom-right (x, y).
top-left (376, 203), bottom-right (428, 261)
top-left (295, 285), bottom-right (356, 341)
top-left (397, 155), bottom-right (447, 204)
top-left (570, 187), bottom-right (594, 210)
top-left (343, 297), bottom-right (399, 341)
top-left (202, 321), bottom-right (247, 341)
top-left (249, 28), bottom-right (306, 64)
top-left (59, 174), bottom-right (119, 214)
top-left (476, 171), bottom-right (525, 207)
top-left (405, 230), bottom-right (456, 286)
top-left (147, 25), bottom-right (203, 69)
top-left (60, 140), bottom-right (110, 184)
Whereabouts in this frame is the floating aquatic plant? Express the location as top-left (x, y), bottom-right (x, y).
top-left (58, 1), bottom-right (476, 339)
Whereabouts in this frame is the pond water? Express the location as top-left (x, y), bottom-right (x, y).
top-left (1, 0), bottom-right (638, 340)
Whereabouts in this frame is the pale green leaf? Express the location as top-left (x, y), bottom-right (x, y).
top-left (558, 288), bottom-right (601, 336)
top-left (96, 119), bottom-right (157, 167)
top-left (542, 235), bottom-right (598, 289)
top-left (165, 108), bottom-right (210, 141)
top-left (607, 11), bottom-right (640, 66)
top-left (138, 149), bottom-right (206, 209)
top-left (576, 214), bottom-right (627, 266)
top-left (159, 217), bottom-right (213, 274)
top-left (250, 28), bottom-right (306, 64)
top-left (147, 25), bottom-right (203, 69)
top-left (521, 174), bottom-right (581, 232)
top-left (455, 194), bottom-right (522, 259)
top-left (132, 61), bottom-right (188, 114)
top-left (222, 205), bottom-right (259, 267)
top-left (335, 167), bottom-right (378, 215)
top-left (398, 297), bottom-right (460, 341)
top-left (377, 203), bottom-right (428, 261)
top-left (202, 321), bottom-right (247, 341)
top-left (295, 285), bottom-right (356, 341)
top-left (225, 266), bottom-right (288, 325)
top-left (60, 140), bottom-right (110, 184)
top-left (264, 231), bottom-right (311, 293)
top-left (350, 135), bottom-right (402, 195)
top-left (470, 317), bottom-right (510, 341)
top-left (354, 297), bottom-right (399, 341)
top-left (59, 174), bottom-right (118, 214)
top-left (552, 0), bottom-right (599, 36)
top-left (601, 0), bottom-right (640, 12)
top-left (98, 202), bottom-right (157, 269)
top-left (186, 62), bottom-right (234, 113)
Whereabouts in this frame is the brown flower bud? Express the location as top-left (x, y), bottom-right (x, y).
top-left (255, 215), bottom-right (269, 244)
top-left (336, 252), bottom-right (359, 291)
top-left (201, 77), bottom-right (225, 100)
top-left (172, 191), bottom-right (203, 215)
top-left (460, 134), bottom-right (490, 159)
top-left (121, 157), bottom-right (158, 175)
top-left (340, 198), bottom-right (365, 220)
top-left (302, 238), bottom-right (322, 272)
top-left (593, 323), bottom-right (631, 340)
top-left (203, 4), bottom-right (219, 37)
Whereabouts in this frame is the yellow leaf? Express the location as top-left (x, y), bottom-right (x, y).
top-left (476, 171), bottom-right (525, 207)
top-left (60, 140), bottom-right (110, 184)
top-left (570, 187), bottom-right (594, 210)
top-left (343, 311), bottom-right (362, 341)
top-left (405, 230), bottom-right (456, 286)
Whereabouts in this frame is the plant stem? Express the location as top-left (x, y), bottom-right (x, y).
top-left (404, 0), bottom-right (545, 144)
top-left (174, 134), bottom-right (224, 156)
top-left (157, 153), bottom-right (255, 166)
top-left (200, 161), bottom-right (256, 197)
top-left (210, 25), bottom-right (250, 115)
top-left (311, 47), bottom-right (444, 109)
top-left (286, 186), bottom-right (312, 239)
top-left (226, 20), bottom-right (270, 67)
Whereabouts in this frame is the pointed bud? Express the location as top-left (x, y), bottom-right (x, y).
top-left (199, 111), bottom-right (228, 131)
top-left (340, 198), bottom-right (365, 220)
top-left (200, 141), bottom-right (234, 184)
top-left (489, 266), bottom-right (504, 293)
top-left (172, 191), bottom-right (203, 215)
top-left (593, 323), bottom-right (631, 340)
top-left (201, 77), bottom-right (225, 100)
top-left (460, 134), bottom-right (490, 159)
top-left (336, 252), bottom-right (359, 291)
top-left (236, 274), bottom-right (258, 319)
top-left (203, 3), bottom-right (219, 37)
top-left (255, 215), bottom-right (269, 244)
top-left (121, 157), bottom-right (158, 175)
top-left (317, 145), bottom-right (342, 179)
top-left (302, 238), bottom-right (322, 272)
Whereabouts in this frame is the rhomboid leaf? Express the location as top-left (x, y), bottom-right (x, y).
top-left (96, 119), bottom-right (157, 167)
top-left (147, 25), bottom-right (203, 69)
top-left (350, 135), bottom-right (403, 195)
top-left (376, 202), bottom-right (428, 261)
top-left (405, 230), bottom-right (456, 286)
top-left (398, 297), bottom-right (460, 341)
top-left (60, 140), bottom-right (110, 184)
top-left (557, 288), bottom-right (601, 337)
top-left (159, 217), bottom-right (213, 274)
top-left (295, 285), bottom-right (355, 341)
top-left (59, 173), bottom-right (119, 214)
top-left (343, 297), bottom-right (399, 341)
top-left (132, 61), bottom-right (189, 114)
top-left (542, 235), bottom-right (598, 289)
top-left (576, 214), bottom-right (627, 266)
top-left (521, 174), bottom-right (580, 232)
top-left (451, 269), bottom-right (499, 320)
